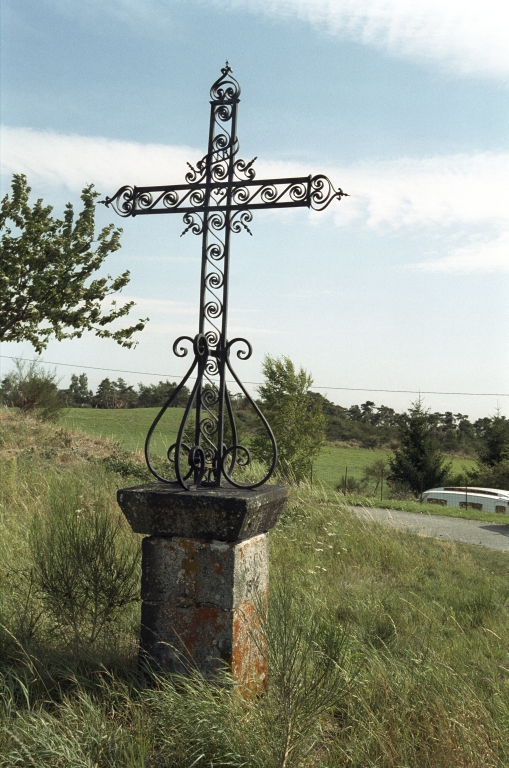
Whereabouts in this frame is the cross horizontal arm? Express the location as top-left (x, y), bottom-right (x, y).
top-left (101, 174), bottom-right (347, 218)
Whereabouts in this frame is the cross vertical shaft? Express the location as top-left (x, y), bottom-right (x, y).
top-left (194, 64), bottom-right (241, 486)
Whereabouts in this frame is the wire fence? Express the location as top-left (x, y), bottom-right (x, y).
top-left (312, 465), bottom-right (387, 500)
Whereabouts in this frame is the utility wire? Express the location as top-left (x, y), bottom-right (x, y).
top-left (0, 353), bottom-right (506, 398)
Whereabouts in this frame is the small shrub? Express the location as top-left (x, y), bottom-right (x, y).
top-left (336, 474), bottom-right (365, 494)
top-left (259, 580), bottom-right (351, 767)
top-left (29, 478), bottom-right (141, 649)
top-left (103, 448), bottom-right (151, 481)
top-left (0, 359), bottom-right (63, 421)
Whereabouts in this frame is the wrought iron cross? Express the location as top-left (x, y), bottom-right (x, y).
top-left (102, 64), bottom-right (347, 490)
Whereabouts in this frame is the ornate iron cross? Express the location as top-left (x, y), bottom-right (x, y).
top-left (102, 64), bottom-right (347, 490)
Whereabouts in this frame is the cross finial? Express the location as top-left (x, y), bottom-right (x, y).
top-left (221, 61), bottom-right (233, 76)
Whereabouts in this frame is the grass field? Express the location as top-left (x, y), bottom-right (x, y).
top-left (314, 443), bottom-right (475, 487)
top-left (62, 408), bottom-right (476, 476)
top-left (62, 406), bottom-right (188, 456)
top-left (61, 408), bottom-right (479, 518)
top-left (1, 408), bottom-right (509, 767)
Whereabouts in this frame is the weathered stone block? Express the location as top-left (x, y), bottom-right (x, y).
top-left (140, 533), bottom-right (269, 683)
top-left (117, 482), bottom-right (288, 541)
top-left (141, 534), bottom-right (269, 608)
top-left (117, 482), bottom-right (287, 684)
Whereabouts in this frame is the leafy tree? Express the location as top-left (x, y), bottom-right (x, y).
top-left (468, 459), bottom-right (509, 491)
top-left (68, 373), bottom-right (93, 405)
top-left (92, 377), bottom-right (138, 409)
top-left (0, 174), bottom-right (147, 352)
top-left (94, 378), bottom-right (116, 409)
top-left (467, 411), bottom-right (509, 490)
top-left (0, 358), bottom-right (63, 420)
top-left (347, 404), bottom-right (362, 422)
top-left (113, 378), bottom-right (138, 409)
top-left (388, 399), bottom-right (451, 496)
top-left (362, 457), bottom-right (388, 494)
top-left (360, 400), bottom-right (376, 423)
top-left (252, 355), bottom-right (325, 482)
top-left (137, 380), bottom-right (191, 408)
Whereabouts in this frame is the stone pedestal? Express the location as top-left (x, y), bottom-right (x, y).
top-left (117, 483), bottom-right (288, 685)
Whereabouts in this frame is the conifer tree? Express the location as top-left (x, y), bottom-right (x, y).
top-left (388, 398), bottom-right (451, 496)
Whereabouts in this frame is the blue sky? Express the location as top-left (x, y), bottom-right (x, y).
top-left (1, 0), bottom-right (508, 418)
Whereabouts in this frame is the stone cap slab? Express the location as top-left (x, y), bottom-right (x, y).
top-left (117, 482), bottom-right (288, 540)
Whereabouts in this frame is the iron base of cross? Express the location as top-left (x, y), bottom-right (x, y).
top-left (102, 63), bottom-right (347, 491)
top-left (144, 332), bottom-right (277, 490)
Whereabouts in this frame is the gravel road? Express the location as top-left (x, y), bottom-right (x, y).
top-left (351, 506), bottom-right (509, 553)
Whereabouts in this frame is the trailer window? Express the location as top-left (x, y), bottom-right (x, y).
top-left (459, 501), bottom-right (482, 511)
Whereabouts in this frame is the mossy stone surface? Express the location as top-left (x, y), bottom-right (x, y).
top-left (117, 482), bottom-right (288, 541)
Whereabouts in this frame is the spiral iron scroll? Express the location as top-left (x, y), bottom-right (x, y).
top-left (102, 176), bottom-right (345, 217)
top-left (144, 335), bottom-right (277, 489)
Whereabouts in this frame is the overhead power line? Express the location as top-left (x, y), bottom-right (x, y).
top-left (0, 354), bottom-right (507, 398)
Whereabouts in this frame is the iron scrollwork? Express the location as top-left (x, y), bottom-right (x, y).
top-left (101, 62), bottom-right (347, 490)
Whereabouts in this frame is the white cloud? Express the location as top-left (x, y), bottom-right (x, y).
top-left (0, 125), bottom-right (203, 194)
top-left (412, 231), bottom-right (509, 273)
top-left (45, 0), bottom-right (509, 78)
top-left (254, 153), bottom-right (509, 230)
top-left (2, 125), bottom-right (508, 273)
top-left (215, 0), bottom-right (509, 78)
top-left (4, 125), bottom-right (506, 230)
top-left (335, 153), bottom-right (509, 230)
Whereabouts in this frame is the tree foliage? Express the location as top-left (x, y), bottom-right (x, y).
top-left (252, 355), bottom-right (325, 482)
top-left (93, 377), bottom-right (138, 409)
top-left (68, 373), bottom-right (93, 405)
top-left (0, 174), bottom-right (147, 352)
top-left (468, 411), bottom-right (509, 490)
top-left (137, 379), bottom-right (191, 408)
top-left (0, 358), bottom-right (63, 420)
top-left (388, 399), bottom-right (451, 496)
top-left (475, 413), bottom-right (509, 467)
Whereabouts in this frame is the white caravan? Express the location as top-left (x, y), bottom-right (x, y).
top-left (420, 487), bottom-right (509, 514)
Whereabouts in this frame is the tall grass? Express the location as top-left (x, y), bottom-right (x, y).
top-left (1, 409), bottom-right (509, 766)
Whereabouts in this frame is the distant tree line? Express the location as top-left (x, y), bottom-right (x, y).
top-left (2, 359), bottom-right (509, 491)
top-left (1, 368), bottom-right (500, 458)
top-left (58, 373), bottom-right (191, 409)
top-left (310, 393), bottom-right (482, 454)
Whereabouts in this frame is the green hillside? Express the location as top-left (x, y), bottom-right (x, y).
top-left (62, 408), bottom-right (476, 491)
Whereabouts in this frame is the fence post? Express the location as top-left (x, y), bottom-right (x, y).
top-left (380, 469), bottom-right (384, 502)
top-left (344, 466), bottom-right (348, 495)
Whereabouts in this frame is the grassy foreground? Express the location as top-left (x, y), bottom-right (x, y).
top-left (1, 409), bottom-right (509, 766)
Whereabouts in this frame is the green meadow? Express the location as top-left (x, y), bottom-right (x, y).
top-left (315, 442), bottom-right (475, 487)
top-left (61, 408), bottom-right (476, 478)
top-left (62, 407), bottom-right (186, 455)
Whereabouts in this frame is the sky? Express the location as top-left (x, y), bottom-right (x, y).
top-left (1, 0), bottom-right (508, 419)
